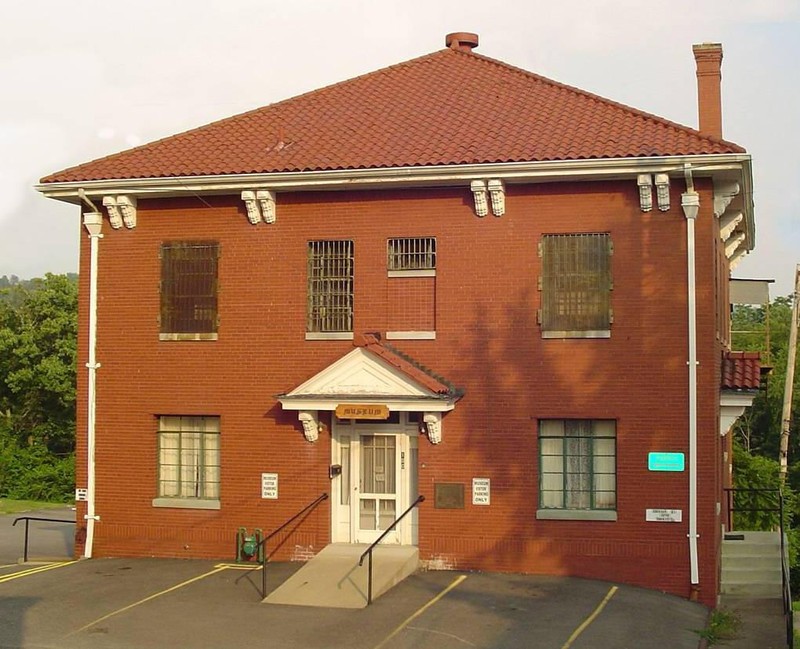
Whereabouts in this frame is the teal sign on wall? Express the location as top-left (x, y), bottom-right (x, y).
top-left (648, 452), bottom-right (685, 472)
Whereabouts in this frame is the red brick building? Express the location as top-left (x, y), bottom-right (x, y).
top-left (38, 33), bottom-right (759, 607)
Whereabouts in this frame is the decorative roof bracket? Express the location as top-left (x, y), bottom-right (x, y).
top-left (654, 174), bottom-right (670, 211)
top-left (637, 174), bottom-right (653, 212)
top-left (298, 410), bottom-right (319, 443)
top-left (102, 195), bottom-right (136, 229)
top-left (241, 189), bottom-right (276, 224)
top-left (470, 180), bottom-right (488, 217)
top-left (487, 179), bottom-right (505, 216)
top-left (713, 181), bottom-right (740, 217)
top-left (719, 211), bottom-right (744, 241)
top-left (423, 412), bottom-right (442, 444)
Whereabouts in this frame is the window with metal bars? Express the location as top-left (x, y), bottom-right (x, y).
top-left (387, 237), bottom-right (436, 273)
top-left (538, 419), bottom-right (616, 511)
top-left (156, 416), bottom-right (220, 501)
top-left (307, 240), bottom-right (354, 333)
top-left (160, 242), bottom-right (219, 337)
top-left (539, 233), bottom-right (612, 337)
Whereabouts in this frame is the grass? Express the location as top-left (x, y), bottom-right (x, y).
top-left (0, 499), bottom-right (69, 515)
top-left (696, 608), bottom-right (741, 646)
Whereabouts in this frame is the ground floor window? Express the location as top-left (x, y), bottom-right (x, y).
top-left (539, 419), bottom-right (616, 512)
top-left (157, 416), bottom-right (220, 502)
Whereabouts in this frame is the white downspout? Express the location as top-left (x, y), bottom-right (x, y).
top-left (681, 166), bottom-right (700, 591)
top-left (82, 211), bottom-right (103, 559)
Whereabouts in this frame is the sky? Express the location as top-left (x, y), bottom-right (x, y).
top-left (2, 0), bottom-right (799, 296)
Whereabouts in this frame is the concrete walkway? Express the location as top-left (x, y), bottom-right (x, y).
top-left (264, 543), bottom-right (418, 608)
top-left (719, 596), bottom-right (789, 648)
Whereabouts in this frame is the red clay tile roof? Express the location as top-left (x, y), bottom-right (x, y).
top-left (40, 48), bottom-right (745, 184)
top-left (722, 351), bottom-right (762, 390)
top-left (356, 333), bottom-right (463, 398)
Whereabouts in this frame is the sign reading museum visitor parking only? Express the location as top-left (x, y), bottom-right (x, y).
top-left (261, 473), bottom-right (278, 499)
top-left (472, 478), bottom-right (490, 505)
top-left (646, 508), bottom-right (682, 522)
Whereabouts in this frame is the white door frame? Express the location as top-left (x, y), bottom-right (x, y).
top-left (331, 413), bottom-right (419, 545)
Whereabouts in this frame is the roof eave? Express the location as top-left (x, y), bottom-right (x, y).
top-left (36, 153), bottom-right (753, 204)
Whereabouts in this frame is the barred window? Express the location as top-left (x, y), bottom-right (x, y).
top-left (539, 233), bottom-right (612, 337)
top-left (160, 242), bottom-right (219, 336)
top-left (539, 419), bottom-right (616, 511)
top-left (307, 240), bottom-right (354, 333)
top-left (157, 416), bottom-right (220, 501)
top-left (387, 237), bottom-right (436, 273)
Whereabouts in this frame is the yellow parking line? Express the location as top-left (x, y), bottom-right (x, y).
top-left (373, 574), bottom-right (467, 649)
top-left (0, 561), bottom-right (76, 584)
top-left (561, 585), bottom-right (618, 649)
top-left (68, 565), bottom-right (229, 636)
top-left (214, 562), bottom-right (258, 571)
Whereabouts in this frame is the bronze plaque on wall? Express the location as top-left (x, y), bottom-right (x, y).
top-left (434, 483), bottom-right (465, 509)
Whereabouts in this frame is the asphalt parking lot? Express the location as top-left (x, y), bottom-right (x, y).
top-left (1, 510), bottom-right (708, 649)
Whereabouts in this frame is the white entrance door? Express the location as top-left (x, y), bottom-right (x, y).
top-left (332, 418), bottom-right (418, 545)
top-left (356, 434), bottom-right (399, 544)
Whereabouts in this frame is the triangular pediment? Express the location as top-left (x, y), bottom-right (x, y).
top-left (286, 348), bottom-right (435, 399)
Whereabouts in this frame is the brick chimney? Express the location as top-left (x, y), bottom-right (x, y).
top-left (692, 43), bottom-right (723, 139)
top-left (446, 32), bottom-right (479, 52)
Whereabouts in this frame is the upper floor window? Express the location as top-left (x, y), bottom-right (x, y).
top-left (307, 240), bottom-right (354, 337)
top-left (539, 233), bottom-right (612, 338)
top-left (387, 237), bottom-right (436, 275)
top-left (160, 242), bottom-right (219, 340)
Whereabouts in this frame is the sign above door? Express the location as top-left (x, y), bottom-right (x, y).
top-left (335, 404), bottom-right (390, 420)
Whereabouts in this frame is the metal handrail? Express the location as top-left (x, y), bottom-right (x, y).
top-left (723, 487), bottom-right (792, 648)
top-left (358, 494), bottom-right (425, 605)
top-left (12, 516), bottom-right (76, 563)
top-left (257, 492), bottom-right (328, 598)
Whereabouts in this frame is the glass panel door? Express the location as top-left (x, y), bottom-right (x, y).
top-left (357, 434), bottom-right (398, 543)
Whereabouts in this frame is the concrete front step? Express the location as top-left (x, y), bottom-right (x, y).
top-left (722, 555), bottom-right (783, 571)
top-left (721, 581), bottom-right (784, 598)
top-left (722, 567), bottom-right (782, 584)
top-left (264, 543), bottom-right (419, 609)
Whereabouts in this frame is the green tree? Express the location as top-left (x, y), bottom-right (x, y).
top-left (732, 296), bottom-right (799, 464)
top-left (0, 273), bottom-right (78, 454)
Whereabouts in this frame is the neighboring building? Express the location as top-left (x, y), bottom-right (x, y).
top-left (38, 33), bottom-right (760, 607)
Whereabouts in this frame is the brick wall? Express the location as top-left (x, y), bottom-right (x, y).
top-left (74, 178), bottom-right (724, 605)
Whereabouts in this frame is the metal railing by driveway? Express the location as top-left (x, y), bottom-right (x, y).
top-left (12, 516), bottom-right (76, 563)
top-left (724, 487), bottom-right (793, 648)
top-left (358, 494), bottom-right (424, 605)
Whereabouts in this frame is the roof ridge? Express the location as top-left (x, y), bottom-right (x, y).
top-left (464, 49), bottom-right (744, 152)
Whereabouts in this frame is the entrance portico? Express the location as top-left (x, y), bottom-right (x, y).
top-left (278, 334), bottom-right (463, 547)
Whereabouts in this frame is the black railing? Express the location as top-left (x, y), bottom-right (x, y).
top-left (358, 494), bottom-right (425, 605)
top-left (12, 516), bottom-right (76, 563)
top-left (724, 487), bottom-right (792, 648)
top-left (257, 492), bottom-right (328, 598)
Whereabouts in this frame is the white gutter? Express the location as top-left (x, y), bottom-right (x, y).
top-left (37, 153), bottom-right (755, 252)
top-left (82, 211), bottom-right (103, 559)
top-left (681, 166), bottom-right (700, 590)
